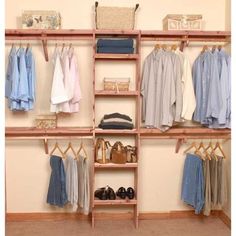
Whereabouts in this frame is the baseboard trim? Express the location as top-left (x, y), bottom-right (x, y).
top-left (6, 210), bottom-right (230, 228)
top-left (219, 211), bottom-right (231, 228)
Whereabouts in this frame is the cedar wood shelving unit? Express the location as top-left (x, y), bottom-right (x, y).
top-left (5, 29), bottom-right (231, 228)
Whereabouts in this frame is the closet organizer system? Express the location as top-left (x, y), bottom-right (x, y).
top-left (5, 29), bottom-right (231, 228)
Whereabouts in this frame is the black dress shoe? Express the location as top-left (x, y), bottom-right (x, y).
top-left (94, 187), bottom-right (107, 200)
top-left (126, 187), bottom-right (135, 199)
top-left (116, 187), bottom-right (126, 199)
top-left (107, 186), bottom-right (116, 200)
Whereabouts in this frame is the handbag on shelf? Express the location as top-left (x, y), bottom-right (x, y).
top-left (125, 145), bottom-right (137, 163)
top-left (110, 141), bottom-right (127, 164)
top-left (95, 138), bottom-right (112, 164)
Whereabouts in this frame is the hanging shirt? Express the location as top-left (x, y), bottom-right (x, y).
top-left (5, 46), bottom-right (18, 109)
top-left (25, 47), bottom-right (36, 110)
top-left (193, 49), bottom-right (231, 128)
top-left (175, 49), bottom-right (196, 120)
top-left (141, 49), bottom-right (183, 131)
top-left (68, 49), bottom-right (82, 112)
top-left (50, 48), bottom-right (68, 113)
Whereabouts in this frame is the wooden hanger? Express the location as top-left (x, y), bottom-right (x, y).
top-left (26, 43), bottom-right (30, 53)
top-left (162, 44), bottom-right (167, 50)
top-left (171, 44), bottom-right (177, 51)
top-left (64, 142), bottom-right (77, 158)
top-left (50, 142), bottom-right (65, 159)
top-left (213, 141), bottom-right (227, 159)
top-left (154, 43), bottom-right (161, 50)
top-left (212, 45), bottom-right (217, 52)
top-left (218, 45), bottom-right (223, 51)
top-left (183, 142), bottom-right (198, 154)
top-left (204, 141), bottom-right (216, 160)
top-left (201, 45), bottom-right (208, 53)
top-left (61, 43), bottom-right (65, 54)
top-left (196, 141), bottom-right (210, 160)
top-left (77, 140), bottom-right (88, 159)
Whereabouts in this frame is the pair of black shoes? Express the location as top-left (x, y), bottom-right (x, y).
top-left (94, 185), bottom-right (116, 200)
top-left (116, 187), bottom-right (135, 199)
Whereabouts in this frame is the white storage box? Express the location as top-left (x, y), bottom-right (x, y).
top-left (163, 14), bottom-right (202, 31)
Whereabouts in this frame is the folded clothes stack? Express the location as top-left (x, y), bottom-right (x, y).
top-left (98, 112), bottom-right (134, 129)
top-left (97, 38), bottom-right (134, 54)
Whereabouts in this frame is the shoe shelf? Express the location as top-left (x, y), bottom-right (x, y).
top-left (95, 90), bottom-right (139, 97)
top-left (94, 128), bottom-right (139, 135)
top-left (94, 162), bottom-right (138, 169)
top-left (94, 199), bottom-right (137, 206)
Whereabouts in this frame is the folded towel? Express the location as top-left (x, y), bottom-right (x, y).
top-left (97, 39), bottom-right (134, 48)
top-left (97, 47), bottom-right (134, 54)
top-left (103, 113), bottom-right (132, 122)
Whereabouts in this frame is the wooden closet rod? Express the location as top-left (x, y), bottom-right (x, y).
top-left (6, 136), bottom-right (93, 154)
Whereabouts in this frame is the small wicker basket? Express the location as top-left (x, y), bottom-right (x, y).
top-left (35, 115), bottom-right (57, 129)
top-left (103, 78), bottom-right (130, 92)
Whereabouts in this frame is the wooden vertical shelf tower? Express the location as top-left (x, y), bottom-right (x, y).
top-left (91, 30), bottom-right (141, 228)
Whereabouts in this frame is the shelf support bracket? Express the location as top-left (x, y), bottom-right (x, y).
top-left (180, 36), bottom-right (188, 52)
top-left (41, 34), bottom-right (49, 62)
top-left (43, 138), bottom-right (49, 154)
top-left (175, 138), bottom-right (185, 153)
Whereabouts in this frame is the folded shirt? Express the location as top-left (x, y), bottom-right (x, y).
top-left (103, 112), bottom-right (132, 122)
top-left (97, 47), bottom-right (134, 54)
top-left (97, 39), bottom-right (134, 48)
top-left (98, 121), bottom-right (134, 130)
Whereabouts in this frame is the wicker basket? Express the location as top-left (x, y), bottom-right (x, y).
top-left (35, 115), bottom-right (57, 129)
top-left (104, 78), bottom-right (130, 92)
top-left (95, 2), bottom-right (139, 30)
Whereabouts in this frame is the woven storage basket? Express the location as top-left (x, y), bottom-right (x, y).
top-left (95, 2), bottom-right (139, 30)
top-left (35, 115), bottom-right (57, 129)
top-left (104, 78), bottom-right (130, 92)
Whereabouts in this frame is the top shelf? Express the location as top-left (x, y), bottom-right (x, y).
top-left (5, 29), bottom-right (231, 40)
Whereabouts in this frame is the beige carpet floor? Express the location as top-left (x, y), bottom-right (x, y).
top-left (6, 218), bottom-right (230, 236)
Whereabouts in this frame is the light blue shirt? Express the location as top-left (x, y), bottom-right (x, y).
top-left (192, 49), bottom-right (231, 128)
top-left (5, 47), bottom-right (36, 111)
top-left (25, 47), bottom-right (36, 110)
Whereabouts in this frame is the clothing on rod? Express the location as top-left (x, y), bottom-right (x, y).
top-left (5, 46), bottom-right (36, 111)
top-left (141, 49), bottom-right (186, 131)
top-left (192, 49), bottom-right (231, 128)
top-left (181, 152), bottom-right (227, 216)
top-left (50, 47), bottom-right (82, 113)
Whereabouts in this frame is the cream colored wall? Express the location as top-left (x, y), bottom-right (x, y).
top-left (5, 0), bottom-right (231, 215)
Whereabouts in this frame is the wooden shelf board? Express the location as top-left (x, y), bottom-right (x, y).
top-left (94, 199), bottom-right (137, 205)
top-left (5, 127), bottom-right (93, 137)
top-left (141, 30), bottom-right (231, 40)
top-left (95, 129), bottom-right (138, 135)
top-left (95, 53), bottom-right (138, 60)
top-left (95, 29), bottom-right (140, 36)
top-left (95, 90), bottom-right (139, 96)
top-left (140, 127), bottom-right (231, 137)
top-left (94, 162), bottom-right (138, 168)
